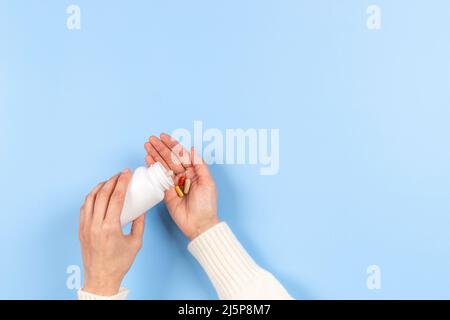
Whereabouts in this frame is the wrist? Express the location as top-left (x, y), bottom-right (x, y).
top-left (188, 217), bottom-right (220, 241)
top-left (83, 275), bottom-right (122, 296)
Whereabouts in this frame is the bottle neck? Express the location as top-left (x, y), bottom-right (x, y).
top-left (146, 162), bottom-right (174, 191)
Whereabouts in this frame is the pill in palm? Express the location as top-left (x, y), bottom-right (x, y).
top-left (178, 176), bottom-right (186, 188)
top-left (183, 179), bottom-right (191, 194)
top-left (175, 185), bottom-right (184, 197)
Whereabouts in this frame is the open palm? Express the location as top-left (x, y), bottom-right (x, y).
top-left (144, 133), bottom-right (219, 240)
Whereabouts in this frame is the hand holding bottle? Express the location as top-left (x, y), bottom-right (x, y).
top-left (79, 170), bottom-right (145, 296)
top-left (145, 133), bottom-right (220, 240)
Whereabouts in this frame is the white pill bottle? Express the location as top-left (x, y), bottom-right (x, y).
top-left (120, 162), bottom-right (174, 227)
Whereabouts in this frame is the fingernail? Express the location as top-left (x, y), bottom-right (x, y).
top-left (122, 168), bottom-right (130, 174)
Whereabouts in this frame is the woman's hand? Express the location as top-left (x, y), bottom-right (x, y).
top-left (144, 133), bottom-right (220, 240)
top-left (79, 169), bottom-right (145, 296)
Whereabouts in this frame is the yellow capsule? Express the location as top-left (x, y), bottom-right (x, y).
top-left (183, 179), bottom-right (191, 194)
top-left (175, 185), bottom-right (184, 198)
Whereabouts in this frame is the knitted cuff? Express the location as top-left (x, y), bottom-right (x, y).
top-left (77, 288), bottom-right (129, 300)
top-left (188, 222), bottom-right (261, 299)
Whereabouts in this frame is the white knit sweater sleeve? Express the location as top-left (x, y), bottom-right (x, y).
top-left (78, 222), bottom-right (292, 300)
top-left (188, 222), bottom-right (293, 300)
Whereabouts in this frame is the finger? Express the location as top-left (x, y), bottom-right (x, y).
top-left (92, 173), bottom-right (120, 226)
top-left (104, 169), bottom-right (132, 227)
top-left (191, 147), bottom-right (213, 183)
top-left (79, 207), bottom-right (85, 236)
top-left (144, 143), bottom-right (157, 167)
top-left (130, 213), bottom-right (146, 240)
top-left (149, 136), bottom-right (185, 174)
top-left (160, 133), bottom-right (192, 168)
top-left (144, 141), bottom-right (152, 155)
top-left (82, 181), bottom-right (105, 225)
top-left (145, 154), bottom-right (156, 166)
top-left (145, 140), bottom-right (170, 170)
top-left (159, 133), bottom-right (196, 180)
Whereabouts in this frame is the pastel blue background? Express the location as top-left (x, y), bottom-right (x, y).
top-left (1, 0), bottom-right (449, 299)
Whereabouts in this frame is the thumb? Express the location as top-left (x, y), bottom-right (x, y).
top-left (130, 214), bottom-right (146, 240)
